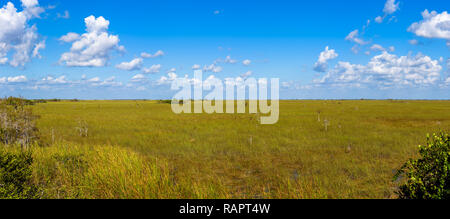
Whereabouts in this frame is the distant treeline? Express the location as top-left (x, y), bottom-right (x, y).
top-left (0, 97), bottom-right (83, 105)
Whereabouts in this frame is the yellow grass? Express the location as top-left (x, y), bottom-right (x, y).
top-left (21, 100), bottom-right (450, 199)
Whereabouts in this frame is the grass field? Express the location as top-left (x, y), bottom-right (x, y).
top-left (11, 100), bottom-right (449, 199)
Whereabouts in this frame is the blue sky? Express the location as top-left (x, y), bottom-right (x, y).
top-left (0, 0), bottom-right (449, 99)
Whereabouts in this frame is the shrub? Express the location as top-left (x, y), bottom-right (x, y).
top-left (394, 132), bottom-right (450, 199)
top-left (1, 97), bottom-right (35, 107)
top-left (0, 150), bottom-right (39, 199)
top-left (159, 99), bottom-right (185, 104)
top-left (32, 99), bottom-right (47, 104)
top-left (0, 97), bottom-right (40, 147)
top-left (158, 100), bottom-right (173, 104)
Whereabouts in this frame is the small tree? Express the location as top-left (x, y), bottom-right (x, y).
top-left (394, 132), bottom-right (450, 199)
top-left (0, 97), bottom-right (40, 147)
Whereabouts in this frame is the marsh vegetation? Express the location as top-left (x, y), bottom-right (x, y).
top-left (1, 98), bottom-right (450, 198)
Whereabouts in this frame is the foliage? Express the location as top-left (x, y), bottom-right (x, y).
top-left (394, 132), bottom-right (450, 199)
top-left (33, 99), bottom-right (48, 104)
top-left (0, 150), bottom-right (40, 199)
top-left (1, 97), bottom-right (35, 106)
top-left (0, 97), bottom-right (40, 147)
top-left (47, 99), bottom-right (61, 102)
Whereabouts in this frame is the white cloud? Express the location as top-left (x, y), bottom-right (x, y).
top-left (130, 74), bottom-right (147, 83)
top-left (375, 16), bottom-right (384, 24)
top-left (0, 75), bottom-right (28, 83)
top-left (242, 59), bottom-right (251, 66)
top-left (59, 33), bottom-right (80, 43)
top-left (88, 76), bottom-right (122, 87)
top-left (370, 44), bottom-right (385, 52)
top-left (203, 63), bottom-right (223, 73)
top-left (192, 64), bottom-right (201, 70)
top-left (315, 52), bottom-right (442, 88)
top-left (224, 55), bottom-right (238, 64)
top-left (370, 44), bottom-right (394, 52)
top-left (142, 64), bottom-right (161, 74)
top-left (57, 10), bottom-right (70, 19)
top-left (0, 1), bottom-right (45, 67)
top-left (87, 77), bottom-right (100, 83)
top-left (446, 58), bottom-right (450, 73)
top-left (157, 72), bottom-right (179, 85)
top-left (41, 76), bottom-right (69, 84)
top-left (21, 0), bottom-right (44, 19)
top-left (345, 30), bottom-right (368, 45)
top-left (409, 39), bottom-right (419, 45)
top-left (115, 58), bottom-right (143, 71)
top-left (383, 0), bottom-right (400, 15)
top-left (59, 15), bottom-right (123, 67)
top-left (351, 45), bottom-right (359, 54)
top-left (375, 0), bottom-right (400, 23)
top-left (408, 10), bottom-right (450, 40)
top-left (141, 50), bottom-right (164, 58)
top-left (240, 71), bottom-right (252, 79)
top-left (313, 46), bottom-right (338, 72)
top-left (32, 39), bottom-right (45, 58)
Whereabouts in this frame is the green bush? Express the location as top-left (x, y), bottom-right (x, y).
top-left (0, 150), bottom-right (40, 199)
top-left (394, 132), bottom-right (450, 199)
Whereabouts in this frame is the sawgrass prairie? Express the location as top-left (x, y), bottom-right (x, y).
top-left (10, 100), bottom-right (449, 199)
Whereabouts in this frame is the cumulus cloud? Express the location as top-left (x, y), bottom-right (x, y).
top-left (375, 16), bottom-right (383, 24)
top-left (157, 72), bottom-right (179, 85)
top-left (345, 30), bottom-right (368, 45)
top-left (142, 64), bottom-right (161, 74)
top-left (32, 39), bottom-right (45, 58)
top-left (408, 10), bottom-right (450, 42)
top-left (41, 75), bottom-right (69, 85)
top-left (115, 58), bottom-right (143, 71)
top-left (59, 15), bottom-right (124, 67)
top-left (141, 50), bottom-right (164, 58)
top-left (59, 32), bottom-right (80, 42)
top-left (315, 52), bottom-right (442, 88)
top-left (313, 46), bottom-right (338, 72)
top-left (0, 0), bottom-right (45, 67)
top-left (383, 0), bottom-right (400, 15)
top-left (375, 0), bottom-right (400, 23)
top-left (242, 59), bottom-right (251, 66)
top-left (203, 63), bottom-right (223, 73)
top-left (370, 44), bottom-right (394, 52)
top-left (130, 74), bottom-right (147, 83)
top-left (370, 44), bottom-right (385, 52)
top-left (0, 75), bottom-right (28, 83)
top-left (240, 71), bottom-right (252, 79)
top-left (192, 64), bottom-right (201, 70)
top-left (21, 0), bottom-right (44, 19)
top-left (224, 56), bottom-right (238, 64)
top-left (88, 76), bottom-right (122, 87)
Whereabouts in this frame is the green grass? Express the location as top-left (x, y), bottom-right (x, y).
top-left (25, 100), bottom-right (450, 199)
